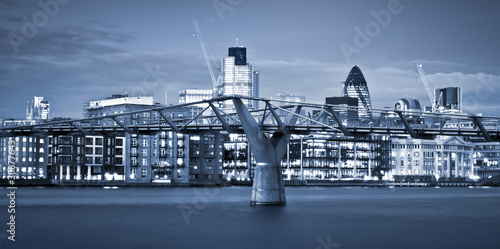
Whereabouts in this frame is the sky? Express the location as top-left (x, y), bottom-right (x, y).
top-left (0, 0), bottom-right (499, 119)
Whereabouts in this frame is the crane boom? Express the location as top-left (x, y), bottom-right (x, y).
top-left (193, 20), bottom-right (217, 90)
top-left (415, 62), bottom-right (438, 112)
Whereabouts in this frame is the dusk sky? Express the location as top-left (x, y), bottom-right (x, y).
top-left (1, 0), bottom-right (499, 119)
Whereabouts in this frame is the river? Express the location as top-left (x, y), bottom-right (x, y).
top-left (1, 186), bottom-right (499, 249)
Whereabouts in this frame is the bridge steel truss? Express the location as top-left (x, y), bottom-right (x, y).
top-left (1, 96), bottom-right (500, 141)
top-left (2, 96), bottom-right (500, 205)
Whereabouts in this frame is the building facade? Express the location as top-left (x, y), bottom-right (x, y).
top-left (218, 46), bottom-right (258, 110)
top-left (326, 96), bottom-right (358, 122)
top-left (472, 140), bottom-right (500, 178)
top-left (341, 65), bottom-right (372, 120)
top-left (179, 89), bottom-right (213, 108)
top-left (434, 87), bottom-right (462, 113)
top-left (27, 96), bottom-right (50, 120)
top-left (390, 136), bottom-right (474, 179)
top-left (222, 133), bottom-right (391, 181)
top-left (0, 135), bottom-right (48, 180)
top-left (0, 119), bottom-right (48, 180)
top-left (42, 94), bottom-right (226, 185)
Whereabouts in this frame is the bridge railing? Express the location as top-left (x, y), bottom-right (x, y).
top-left (1, 96), bottom-right (500, 140)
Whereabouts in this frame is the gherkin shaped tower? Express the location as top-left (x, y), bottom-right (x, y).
top-left (342, 65), bottom-right (372, 120)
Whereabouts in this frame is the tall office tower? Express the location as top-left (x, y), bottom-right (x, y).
top-left (26, 96), bottom-right (50, 120)
top-left (341, 65), bottom-right (372, 120)
top-left (218, 46), bottom-right (258, 110)
top-left (434, 87), bottom-right (462, 113)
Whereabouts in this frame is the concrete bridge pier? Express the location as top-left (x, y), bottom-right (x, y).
top-left (251, 162), bottom-right (286, 205)
top-left (233, 98), bottom-right (289, 205)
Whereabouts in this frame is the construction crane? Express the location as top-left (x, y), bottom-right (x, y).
top-left (415, 62), bottom-right (439, 112)
top-left (193, 20), bottom-right (220, 93)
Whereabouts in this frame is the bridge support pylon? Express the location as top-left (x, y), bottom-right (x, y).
top-left (233, 98), bottom-right (289, 205)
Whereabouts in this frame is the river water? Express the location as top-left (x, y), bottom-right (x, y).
top-left (1, 186), bottom-right (499, 249)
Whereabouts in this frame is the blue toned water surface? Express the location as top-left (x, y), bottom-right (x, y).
top-left (1, 186), bottom-right (499, 249)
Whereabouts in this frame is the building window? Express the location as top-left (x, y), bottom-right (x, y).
top-left (160, 148), bottom-right (166, 157)
top-left (39, 138), bottom-right (44, 144)
top-left (142, 139), bottom-right (148, 147)
top-left (141, 168), bottom-right (147, 178)
top-left (95, 138), bottom-right (103, 146)
top-left (86, 138), bottom-right (93, 145)
top-left (142, 149), bottom-right (148, 156)
top-left (142, 158), bottom-right (148, 166)
top-left (131, 157), bottom-right (137, 166)
top-left (40, 148), bottom-right (44, 153)
top-left (85, 147), bottom-right (93, 154)
top-left (116, 138), bottom-right (123, 146)
top-left (95, 147), bottom-right (103, 155)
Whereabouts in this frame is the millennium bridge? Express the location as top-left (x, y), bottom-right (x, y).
top-left (1, 96), bottom-right (500, 204)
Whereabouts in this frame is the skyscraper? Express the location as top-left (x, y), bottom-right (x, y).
top-left (341, 65), bottom-right (372, 120)
top-left (26, 96), bottom-right (50, 120)
top-left (218, 46), bottom-right (258, 110)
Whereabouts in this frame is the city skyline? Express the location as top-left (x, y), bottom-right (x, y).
top-left (1, 0), bottom-right (499, 119)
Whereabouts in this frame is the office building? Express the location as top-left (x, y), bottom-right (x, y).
top-left (0, 134), bottom-right (48, 180)
top-left (341, 65), bottom-right (372, 120)
top-left (0, 119), bottom-right (48, 180)
top-left (179, 89), bottom-right (213, 108)
top-left (326, 96), bottom-right (358, 123)
top-left (26, 96), bottom-right (50, 120)
top-left (390, 136), bottom-right (474, 178)
top-left (222, 133), bottom-right (392, 181)
top-left (472, 140), bottom-right (500, 178)
top-left (44, 94), bottom-right (225, 185)
top-left (84, 93), bottom-right (155, 118)
top-left (284, 134), bottom-right (391, 180)
top-left (434, 87), bottom-right (462, 113)
top-left (223, 134), bottom-right (254, 180)
top-left (218, 46), bottom-right (258, 110)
